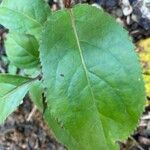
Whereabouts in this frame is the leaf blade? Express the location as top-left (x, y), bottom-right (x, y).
top-left (5, 33), bottom-right (40, 69)
top-left (40, 4), bottom-right (146, 150)
top-left (0, 74), bottom-right (36, 123)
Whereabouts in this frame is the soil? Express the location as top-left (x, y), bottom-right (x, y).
top-left (0, 0), bottom-right (150, 150)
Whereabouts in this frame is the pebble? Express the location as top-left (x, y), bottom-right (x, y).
top-left (129, 0), bottom-right (137, 5)
top-left (141, 129), bottom-right (150, 138)
top-left (139, 17), bottom-right (150, 30)
top-left (139, 136), bottom-right (150, 145)
top-left (131, 14), bottom-right (139, 22)
top-left (121, 0), bottom-right (133, 16)
top-left (123, 6), bottom-right (133, 16)
top-left (132, 0), bottom-right (150, 30)
top-left (111, 8), bottom-right (123, 18)
top-left (105, 0), bottom-right (117, 8)
top-left (126, 15), bottom-right (131, 24)
top-left (97, 0), bottom-right (118, 9)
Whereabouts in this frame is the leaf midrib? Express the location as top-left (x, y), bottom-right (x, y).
top-left (1, 77), bottom-right (36, 100)
top-left (10, 35), bottom-right (39, 60)
top-left (68, 9), bottom-right (109, 149)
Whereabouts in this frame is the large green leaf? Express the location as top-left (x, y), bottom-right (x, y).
top-left (0, 74), bottom-right (36, 123)
top-left (5, 33), bottom-right (40, 69)
top-left (0, 0), bottom-right (50, 39)
top-left (40, 4), bottom-right (146, 150)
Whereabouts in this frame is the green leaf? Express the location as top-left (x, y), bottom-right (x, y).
top-left (5, 33), bottom-right (40, 69)
top-left (0, 0), bottom-right (50, 39)
top-left (0, 0), bottom-right (50, 70)
top-left (40, 4), bottom-right (146, 150)
top-left (0, 74), bottom-right (36, 123)
top-left (29, 81), bottom-right (44, 111)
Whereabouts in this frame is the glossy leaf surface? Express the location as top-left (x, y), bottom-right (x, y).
top-left (40, 4), bottom-right (146, 150)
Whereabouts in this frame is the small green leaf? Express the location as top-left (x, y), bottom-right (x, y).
top-left (0, 74), bottom-right (36, 123)
top-left (29, 81), bottom-right (44, 111)
top-left (0, 0), bottom-right (50, 39)
top-left (40, 4), bottom-right (146, 150)
top-left (0, 0), bottom-right (51, 70)
top-left (5, 33), bottom-right (40, 69)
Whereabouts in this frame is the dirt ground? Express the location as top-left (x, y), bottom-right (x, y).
top-left (0, 0), bottom-right (150, 150)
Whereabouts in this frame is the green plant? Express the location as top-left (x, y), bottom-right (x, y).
top-left (0, 0), bottom-right (146, 149)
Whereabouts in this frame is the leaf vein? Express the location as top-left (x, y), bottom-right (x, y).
top-left (68, 8), bottom-right (109, 149)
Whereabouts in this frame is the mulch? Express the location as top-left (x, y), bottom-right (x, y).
top-left (0, 0), bottom-right (150, 149)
